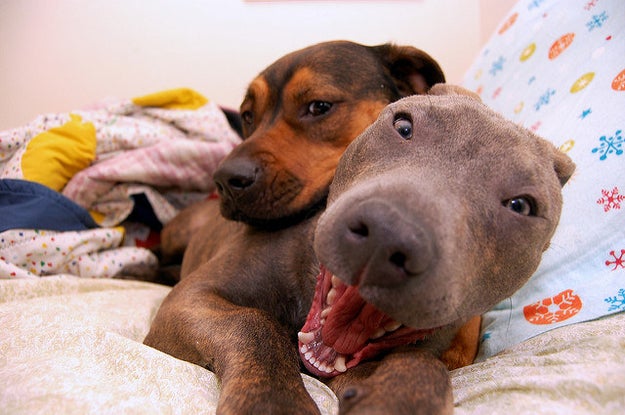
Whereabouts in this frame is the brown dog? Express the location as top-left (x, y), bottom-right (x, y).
top-left (146, 85), bottom-right (574, 414)
top-left (160, 41), bottom-right (444, 258)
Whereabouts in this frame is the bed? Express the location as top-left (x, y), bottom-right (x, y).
top-left (2, 0), bottom-right (624, 413)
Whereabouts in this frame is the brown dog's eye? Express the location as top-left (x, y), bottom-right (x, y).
top-left (241, 110), bottom-right (254, 125)
top-left (307, 101), bottom-right (333, 117)
top-left (504, 196), bottom-right (536, 216)
top-left (393, 116), bottom-right (412, 140)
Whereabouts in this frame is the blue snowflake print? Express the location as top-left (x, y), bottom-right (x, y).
top-left (528, 0), bottom-right (546, 10)
top-left (592, 130), bottom-right (624, 161)
top-left (605, 288), bottom-right (625, 312)
top-left (587, 11), bottom-right (608, 31)
top-left (489, 56), bottom-right (505, 76)
top-left (534, 88), bottom-right (556, 111)
top-left (579, 108), bottom-right (592, 119)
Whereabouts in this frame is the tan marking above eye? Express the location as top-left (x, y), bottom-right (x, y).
top-left (240, 77), bottom-right (272, 135)
top-left (246, 77), bottom-right (270, 103)
top-left (242, 78), bottom-right (270, 114)
top-left (284, 67), bottom-right (344, 107)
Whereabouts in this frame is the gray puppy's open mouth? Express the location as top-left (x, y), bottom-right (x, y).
top-left (298, 265), bottom-right (438, 378)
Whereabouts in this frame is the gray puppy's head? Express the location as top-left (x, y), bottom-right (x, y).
top-left (299, 85), bottom-right (574, 378)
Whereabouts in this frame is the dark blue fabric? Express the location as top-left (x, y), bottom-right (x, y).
top-left (0, 179), bottom-right (99, 232)
top-left (127, 193), bottom-right (163, 231)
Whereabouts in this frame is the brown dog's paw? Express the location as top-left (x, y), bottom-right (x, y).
top-left (337, 385), bottom-right (377, 415)
top-left (329, 349), bottom-right (453, 415)
top-left (217, 383), bottom-right (321, 415)
top-left (336, 380), bottom-right (452, 415)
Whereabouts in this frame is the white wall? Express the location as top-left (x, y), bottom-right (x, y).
top-left (0, 0), bottom-right (515, 130)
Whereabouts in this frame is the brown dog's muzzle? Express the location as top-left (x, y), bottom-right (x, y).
top-left (213, 151), bottom-right (311, 227)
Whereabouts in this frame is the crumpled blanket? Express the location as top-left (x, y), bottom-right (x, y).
top-left (0, 88), bottom-right (241, 280)
top-left (0, 276), bottom-right (338, 415)
top-left (1, 275), bottom-right (623, 414)
top-left (452, 311), bottom-right (625, 414)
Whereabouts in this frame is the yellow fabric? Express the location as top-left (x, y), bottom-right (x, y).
top-left (21, 114), bottom-right (97, 191)
top-left (88, 208), bottom-right (123, 232)
top-left (131, 88), bottom-right (208, 110)
top-left (88, 210), bottom-right (106, 225)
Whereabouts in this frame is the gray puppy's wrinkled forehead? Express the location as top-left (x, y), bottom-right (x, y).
top-left (328, 87), bottom-right (575, 216)
top-left (383, 93), bottom-right (523, 141)
top-left (347, 90), bottom-right (573, 177)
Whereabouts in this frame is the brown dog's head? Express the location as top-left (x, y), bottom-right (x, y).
top-left (213, 41), bottom-right (445, 227)
top-left (299, 85), bottom-right (575, 377)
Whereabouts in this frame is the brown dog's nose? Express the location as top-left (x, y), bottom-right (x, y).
top-left (213, 157), bottom-right (259, 199)
top-left (335, 200), bottom-right (435, 287)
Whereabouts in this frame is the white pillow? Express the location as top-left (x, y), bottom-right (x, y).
top-left (461, 0), bottom-right (625, 360)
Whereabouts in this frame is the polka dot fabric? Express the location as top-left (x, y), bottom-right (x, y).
top-left (0, 228), bottom-right (157, 279)
top-left (462, 0), bottom-right (625, 360)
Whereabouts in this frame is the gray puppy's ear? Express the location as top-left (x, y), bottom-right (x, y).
top-left (427, 84), bottom-right (482, 101)
top-left (552, 147), bottom-right (576, 187)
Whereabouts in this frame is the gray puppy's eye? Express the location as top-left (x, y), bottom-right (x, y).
top-left (393, 116), bottom-right (413, 140)
top-left (504, 197), bottom-right (536, 216)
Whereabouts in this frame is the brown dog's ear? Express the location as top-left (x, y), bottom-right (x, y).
top-left (372, 44), bottom-right (445, 96)
top-left (427, 84), bottom-right (482, 102)
top-left (553, 147), bottom-right (576, 187)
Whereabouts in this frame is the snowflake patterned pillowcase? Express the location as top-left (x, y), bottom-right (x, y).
top-left (461, 0), bottom-right (625, 360)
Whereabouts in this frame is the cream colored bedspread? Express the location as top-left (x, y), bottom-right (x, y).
top-left (1, 276), bottom-right (624, 414)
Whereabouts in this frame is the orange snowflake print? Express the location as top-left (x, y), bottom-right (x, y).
top-left (523, 289), bottom-right (582, 325)
top-left (612, 68), bottom-right (625, 91)
top-left (498, 12), bottom-right (518, 35)
top-left (548, 33), bottom-right (575, 60)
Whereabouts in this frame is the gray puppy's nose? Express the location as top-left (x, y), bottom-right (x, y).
top-left (337, 199), bottom-right (435, 287)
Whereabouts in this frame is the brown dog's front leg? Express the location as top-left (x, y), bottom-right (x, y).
top-left (327, 348), bottom-right (453, 415)
top-left (441, 315), bottom-right (482, 370)
top-left (144, 280), bottom-right (320, 415)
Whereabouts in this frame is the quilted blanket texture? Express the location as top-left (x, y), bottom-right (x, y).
top-left (1, 276), bottom-right (623, 414)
